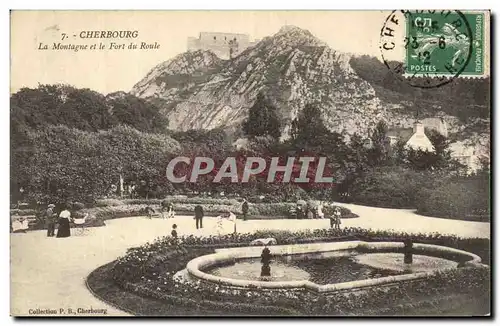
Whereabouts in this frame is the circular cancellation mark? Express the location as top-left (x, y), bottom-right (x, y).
top-left (379, 10), bottom-right (475, 89)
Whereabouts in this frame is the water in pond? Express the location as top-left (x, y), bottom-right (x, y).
top-left (204, 251), bottom-right (458, 284)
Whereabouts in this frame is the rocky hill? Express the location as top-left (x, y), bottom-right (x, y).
top-left (131, 25), bottom-right (490, 156)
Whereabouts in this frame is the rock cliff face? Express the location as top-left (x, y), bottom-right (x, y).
top-left (131, 25), bottom-right (489, 158)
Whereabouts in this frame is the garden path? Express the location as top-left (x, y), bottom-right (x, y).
top-left (10, 203), bottom-right (489, 316)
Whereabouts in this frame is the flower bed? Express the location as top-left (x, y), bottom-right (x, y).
top-left (13, 197), bottom-right (358, 223)
top-left (93, 228), bottom-right (490, 316)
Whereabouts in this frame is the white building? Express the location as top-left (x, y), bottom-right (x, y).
top-left (386, 121), bottom-right (435, 152)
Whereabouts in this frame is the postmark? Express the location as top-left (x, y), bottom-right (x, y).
top-left (380, 10), bottom-right (485, 88)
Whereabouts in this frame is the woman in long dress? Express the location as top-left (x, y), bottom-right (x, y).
top-left (317, 202), bottom-right (325, 219)
top-left (56, 207), bottom-right (71, 238)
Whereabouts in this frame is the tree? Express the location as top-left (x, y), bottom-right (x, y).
top-left (106, 92), bottom-right (169, 133)
top-left (12, 125), bottom-right (116, 204)
top-left (348, 166), bottom-right (441, 209)
top-left (405, 147), bottom-right (437, 170)
top-left (392, 139), bottom-right (408, 166)
top-left (171, 129), bottom-right (234, 194)
top-left (10, 84), bottom-right (169, 141)
top-left (367, 120), bottom-right (389, 166)
top-left (99, 125), bottom-right (181, 198)
top-left (242, 93), bottom-right (281, 140)
top-left (335, 133), bottom-right (368, 200)
top-left (291, 104), bottom-right (330, 147)
top-left (402, 129), bottom-right (463, 172)
top-left (11, 125), bottom-right (181, 204)
top-left (425, 129), bottom-right (451, 167)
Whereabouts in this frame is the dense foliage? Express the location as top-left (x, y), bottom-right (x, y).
top-left (82, 198), bottom-right (357, 220)
top-left (416, 173), bottom-right (490, 222)
top-left (11, 125), bottom-right (180, 203)
top-left (242, 93), bottom-right (281, 140)
top-left (10, 83), bottom-right (490, 222)
top-left (11, 85), bottom-right (168, 141)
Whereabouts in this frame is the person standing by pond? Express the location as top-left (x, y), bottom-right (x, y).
top-left (241, 199), bottom-right (249, 221)
top-left (171, 224), bottom-right (178, 238)
top-left (333, 207), bottom-right (342, 229)
top-left (228, 210), bottom-right (237, 234)
top-left (317, 202), bottom-right (325, 219)
top-left (194, 205), bottom-right (204, 229)
top-left (56, 205), bottom-right (71, 238)
top-left (45, 204), bottom-right (57, 237)
top-left (329, 212), bottom-right (335, 229)
top-left (306, 202), bottom-right (315, 219)
top-left (325, 204), bottom-right (338, 229)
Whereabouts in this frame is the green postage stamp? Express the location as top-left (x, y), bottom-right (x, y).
top-left (405, 10), bottom-right (486, 76)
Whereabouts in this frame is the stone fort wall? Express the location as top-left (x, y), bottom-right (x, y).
top-left (188, 32), bottom-right (258, 59)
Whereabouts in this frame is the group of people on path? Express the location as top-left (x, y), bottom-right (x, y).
top-left (197, 199), bottom-right (248, 233)
top-left (148, 197), bottom-right (342, 240)
top-left (329, 206), bottom-right (342, 229)
top-left (194, 204), bottom-right (236, 234)
top-left (145, 201), bottom-right (175, 219)
top-left (44, 204), bottom-right (80, 238)
top-left (316, 202), bottom-right (342, 229)
top-left (167, 199), bottom-right (248, 237)
top-left (11, 202), bottom-right (87, 237)
top-left (294, 201), bottom-right (343, 229)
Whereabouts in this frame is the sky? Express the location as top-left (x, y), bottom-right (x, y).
top-left (9, 10), bottom-right (489, 95)
top-left (10, 11), bottom-right (397, 94)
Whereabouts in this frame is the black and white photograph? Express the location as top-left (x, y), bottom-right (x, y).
top-left (9, 9), bottom-right (491, 317)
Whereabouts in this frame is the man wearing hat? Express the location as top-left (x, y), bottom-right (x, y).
top-left (45, 204), bottom-right (57, 237)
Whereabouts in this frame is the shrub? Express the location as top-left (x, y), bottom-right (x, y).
top-left (416, 174), bottom-right (490, 222)
top-left (84, 205), bottom-right (148, 219)
top-left (95, 198), bottom-right (125, 207)
top-left (117, 197), bottom-right (239, 206)
top-left (171, 203), bottom-right (238, 214)
top-left (349, 167), bottom-right (441, 209)
top-left (122, 199), bottom-right (164, 206)
top-left (248, 203), bottom-right (291, 216)
top-left (85, 201), bottom-right (357, 220)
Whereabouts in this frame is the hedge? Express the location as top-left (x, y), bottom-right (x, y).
top-left (416, 176), bottom-right (490, 222)
top-left (123, 283), bottom-right (298, 315)
top-left (348, 167), bottom-right (490, 222)
top-left (83, 202), bottom-right (358, 221)
top-left (95, 196), bottom-right (240, 207)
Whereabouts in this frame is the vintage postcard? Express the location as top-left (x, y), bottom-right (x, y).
top-left (10, 10), bottom-right (491, 317)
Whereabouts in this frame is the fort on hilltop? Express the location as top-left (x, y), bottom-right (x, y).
top-left (187, 32), bottom-right (259, 59)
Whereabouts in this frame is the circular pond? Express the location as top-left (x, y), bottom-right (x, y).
top-left (204, 251), bottom-right (458, 284)
top-left (187, 241), bottom-right (483, 292)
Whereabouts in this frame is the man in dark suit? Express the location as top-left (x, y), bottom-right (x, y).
top-left (194, 205), bottom-right (204, 229)
top-left (45, 204), bottom-right (56, 237)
